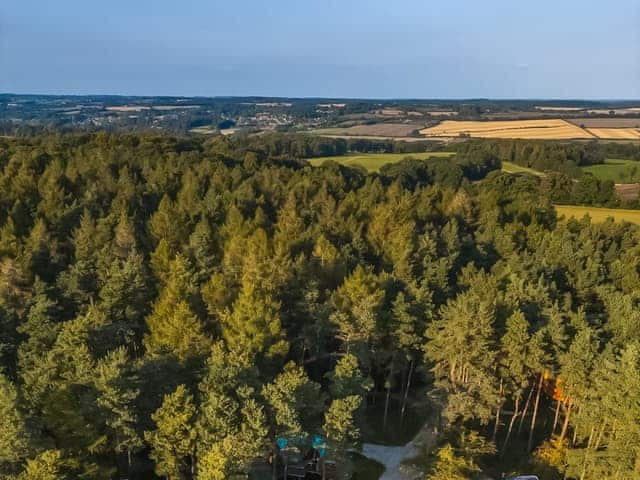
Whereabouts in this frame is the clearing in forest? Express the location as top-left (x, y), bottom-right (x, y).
top-left (555, 205), bottom-right (640, 224)
top-left (420, 119), bottom-right (594, 140)
top-left (501, 161), bottom-right (545, 177)
top-left (309, 152), bottom-right (455, 172)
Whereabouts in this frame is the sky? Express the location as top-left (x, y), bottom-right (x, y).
top-left (1, 0), bottom-right (639, 99)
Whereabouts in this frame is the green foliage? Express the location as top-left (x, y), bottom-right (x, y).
top-left (0, 373), bottom-right (30, 474)
top-left (145, 385), bottom-right (197, 480)
top-left (0, 133), bottom-right (639, 479)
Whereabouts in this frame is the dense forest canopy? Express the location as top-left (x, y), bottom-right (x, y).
top-left (1, 132), bottom-right (640, 479)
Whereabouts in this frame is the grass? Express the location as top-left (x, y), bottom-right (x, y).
top-left (555, 205), bottom-right (640, 225)
top-left (581, 158), bottom-right (640, 182)
top-left (309, 152), bottom-right (455, 172)
top-left (361, 402), bottom-right (430, 446)
top-left (350, 452), bottom-right (385, 480)
top-left (502, 161), bottom-right (546, 177)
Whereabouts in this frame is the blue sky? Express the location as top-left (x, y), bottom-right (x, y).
top-left (1, 0), bottom-right (639, 98)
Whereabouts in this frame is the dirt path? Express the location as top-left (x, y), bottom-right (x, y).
top-left (361, 418), bottom-right (438, 480)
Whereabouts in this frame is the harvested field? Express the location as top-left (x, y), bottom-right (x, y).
top-left (586, 108), bottom-right (640, 115)
top-left (426, 111), bottom-right (457, 116)
top-left (309, 152), bottom-right (455, 172)
top-left (313, 123), bottom-right (421, 137)
top-left (534, 106), bottom-right (585, 111)
top-left (106, 106), bottom-right (150, 112)
top-left (153, 105), bottom-right (200, 110)
top-left (555, 205), bottom-right (640, 225)
top-left (314, 134), bottom-right (438, 143)
top-left (377, 109), bottom-right (404, 116)
top-left (615, 183), bottom-right (640, 201)
top-left (420, 119), bottom-right (594, 139)
top-left (586, 128), bottom-right (640, 140)
top-left (567, 118), bottom-right (640, 128)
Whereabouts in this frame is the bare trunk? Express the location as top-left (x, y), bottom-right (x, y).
top-left (501, 396), bottom-right (520, 456)
top-left (518, 382), bottom-right (535, 436)
top-left (400, 359), bottom-right (414, 422)
top-left (552, 400), bottom-right (561, 435)
top-left (528, 372), bottom-right (544, 451)
top-left (272, 442), bottom-right (277, 480)
top-left (594, 420), bottom-right (607, 450)
top-left (492, 379), bottom-right (504, 443)
top-left (580, 427), bottom-right (596, 480)
top-left (383, 358), bottom-right (394, 431)
top-left (559, 402), bottom-right (572, 442)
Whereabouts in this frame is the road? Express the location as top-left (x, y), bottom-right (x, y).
top-left (361, 417), bottom-right (438, 480)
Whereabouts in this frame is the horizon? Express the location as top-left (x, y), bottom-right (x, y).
top-left (2, 0), bottom-right (639, 98)
top-left (2, 93), bottom-right (640, 102)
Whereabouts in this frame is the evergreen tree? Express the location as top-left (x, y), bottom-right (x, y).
top-left (144, 255), bottom-right (209, 361)
top-left (0, 372), bottom-right (31, 475)
top-left (94, 347), bottom-right (142, 471)
top-left (145, 385), bottom-right (198, 480)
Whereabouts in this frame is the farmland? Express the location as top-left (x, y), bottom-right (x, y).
top-left (586, 128), bottom-right (640, 140)
top-left (555, 205), bottom-right (640, 224)
top-left (309, 151), bottom-right (455, 172)
top-left (567, 118), bottom-right (640, 128)
top-left (419, 119), bottom-right (594, 139)
top-left (312, 123), bottom-right (421, 137)
top-left (581, 158), bottom-right (640, 182)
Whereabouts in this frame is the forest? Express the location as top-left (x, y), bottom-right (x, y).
top-left (1, 132), bottom-right (640, 479)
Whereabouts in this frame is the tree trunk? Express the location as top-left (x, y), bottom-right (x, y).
top-left (528, 372), bottom-right (544, 451)
top-left (400, 359), bottom-right (414, 422)
top-left (383, 358), bottom-right (394, 431)
top-left (518, 382), bottom-right (535, 436)
top-left (559, 401), bottom-right (572, 442)
top-left (501, 395), bottom-right (520, 456)
top-left (552, 400), bottom-right (561, 435)
top-left (272, 442), bottom-right (277, 480)
top-left (493, 379), bottom-right (504, 443)
top-left (594, 420), bottom-right (607, 450)
top-left (580, 426), bottom-right (596, 480)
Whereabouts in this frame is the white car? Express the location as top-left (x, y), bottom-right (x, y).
top-left (507, 476), bottom-right (539, 480)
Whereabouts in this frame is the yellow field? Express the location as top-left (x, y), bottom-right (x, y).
top-left (586, 128), bottom-right (640, 140)
top-left (555, 205), bottom-right (640, 225)
top-left (420, 119), bottom-right (594, 139)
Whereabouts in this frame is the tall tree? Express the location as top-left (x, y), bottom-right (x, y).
top-left (145, 385), bottom-right (198, 480)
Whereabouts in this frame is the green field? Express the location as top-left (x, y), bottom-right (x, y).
top-left (555, 205), bottom-right (640, 224)
top-left (501, 161), bottom-right (545, 177)
top-left (581, 158), bottom-right (640, 182)
top-left (309, 152), bottom-right (455, 172)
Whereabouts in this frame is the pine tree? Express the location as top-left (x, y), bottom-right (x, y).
top-left (262, 362), bottom-right (324, 437)
top-left (98, 251), bottom-right (152, 351)
top-left (145, 385), bottom-right (198, 480)
top-left (323, 395), bottom-right (362, 449)
top-left (94, 347), bottom-right (142, 471)
top-left (425, 290), bottom-right (499, 424)
top-left (330, 265), bottom-right (385, 356)
top-left (17, 450), bottom-right (73, 480)
top-left (0, 372), bottom-right (30, 475)
top-left (197, 342), bottom-right (268, 478)
top-left (220, 282), bottom-right (288, 361)
top-left (326, 353), bottom-right (371, 399)
top-left (149, 195), bottom-right (188, 252)
top-left (144, 255), bottom-right (209, 361)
